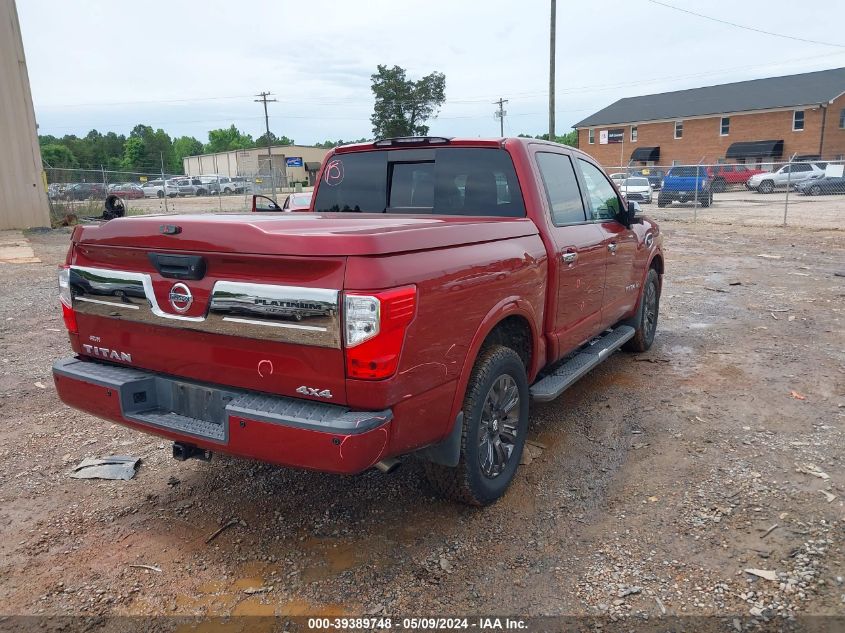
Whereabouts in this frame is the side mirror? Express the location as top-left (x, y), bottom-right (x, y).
top-left (625, 200), bottom-right (643, 226)
top-left (252, 194), bottom-right (281, 212)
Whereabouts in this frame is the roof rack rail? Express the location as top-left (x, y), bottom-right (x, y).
top-left (372, 136), bottom-right (452, 147)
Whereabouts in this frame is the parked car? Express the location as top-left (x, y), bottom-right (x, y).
top-left (794, 175), bottom-right (845, 196)
top-left (282, 191), bottom-right (313, 211)
top-left (609, 173), bottom-right (626, 185)
top-left (230, 177), bottom-right (250, 194)
top-left (657, 166), bottom-right (712, 207)
top-left (108, 183), bottom-right (144, 199)
top-left (706, 164), bottom-right (765, 192)
top-left (61, 183), bottom-right (107, 201)
top-left (746, 163), bottom-right (826, 194)
top-left (197, 175), bottom-right (238, 195)
top-left (48, 183), bottom-right (69, 200)
top-left (141, 180), bottom-right (178, 198)
top-left (632, 168), bottom-right (665, 190)
top-left (53, 136), bottom-right (664, 506)
top-left (171, 178), bottom-right (210, 196)
top-left (618, 177), bottom-right (653, 204)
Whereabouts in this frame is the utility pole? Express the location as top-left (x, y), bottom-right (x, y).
top-left (254, 91), bottom-right (278, 200)
top-left (493, 98), bottom-right (508, 137)
top-left (549, 0), bottom-right (556, 140)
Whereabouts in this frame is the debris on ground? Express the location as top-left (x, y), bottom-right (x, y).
top-left (790, 390), bottom-right (806, 400)
top-left (243, 586), bottom-right (273, 595)
top-left (128, 564), bottom-right (162, 573)
top-left (69, 455), bottom-right (140, 480)
top-left (796, 463), bottom-right (830, 480)
top-left (760, 524), bottom-right (779, 539)
top-left (205, 518), bottom-right (240, 544)
top-left (744, 568), bottom-right (779, 582)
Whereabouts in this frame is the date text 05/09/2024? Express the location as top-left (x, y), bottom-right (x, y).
top-left (306, 617), bottom-right (528, 630)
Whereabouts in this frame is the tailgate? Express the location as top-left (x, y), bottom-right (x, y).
top-left (69, 242), bottom-right (348, 404)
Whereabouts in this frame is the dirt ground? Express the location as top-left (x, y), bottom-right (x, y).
top-left (0, 211), bottom-right (843, 628)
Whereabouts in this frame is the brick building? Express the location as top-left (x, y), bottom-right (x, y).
top-left (573, 67), bottom-right (845, 169)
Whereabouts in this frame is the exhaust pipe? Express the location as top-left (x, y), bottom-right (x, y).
top-left (374, 458), bottom-right (401, 474)
top-left (172, 442), bottom-right (212, 462)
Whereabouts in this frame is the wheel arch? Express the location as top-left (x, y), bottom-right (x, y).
top-left (448, 300), bottom-right (542, 426)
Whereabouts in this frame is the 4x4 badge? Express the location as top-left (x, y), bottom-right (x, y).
top-left (296, 385), bottom-right (333, 399)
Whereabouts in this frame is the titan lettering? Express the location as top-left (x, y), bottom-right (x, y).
top-left (82, 344), bottom-right (132, 363)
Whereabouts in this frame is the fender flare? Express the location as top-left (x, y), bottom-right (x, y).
top-left (419, 298), bottom-right (542, 467)
top-left (448, 297), bottom-right (542, 430)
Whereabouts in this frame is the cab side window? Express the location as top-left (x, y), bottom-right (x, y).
top-left (535, 152), bottom-right (587, 225)
top-left (576, 159), bottom-right (622, 220)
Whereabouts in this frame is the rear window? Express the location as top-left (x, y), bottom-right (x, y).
top-left (669, 166), bottom-right (706, 177)
top-left (313, 148), bottom-right (525, 217)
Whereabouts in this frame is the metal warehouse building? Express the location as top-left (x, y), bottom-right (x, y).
top-left (182, 145), bottom-right (329, 186)
top-left (574, 67), bottom-right (845, 168)
top-left (0, 0), bottom-right (50, 230)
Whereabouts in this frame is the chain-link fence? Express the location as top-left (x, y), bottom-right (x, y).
top-left (601, 158), bottom-right (845, 229)
top-left (43, 156), bottom-right (844, 230)
top-left (44, 167), bottom-right (314, 226)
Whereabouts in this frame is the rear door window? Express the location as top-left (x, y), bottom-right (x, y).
top-left (313, 147), bottom-right (525, 217)
top-left (535, 152), bottom-right (586, 225)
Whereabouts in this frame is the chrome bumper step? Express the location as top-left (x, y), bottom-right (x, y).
top-left (529, 326), bottom-right (635, 403)
top-left (53, 358), bottom-right (392, 442)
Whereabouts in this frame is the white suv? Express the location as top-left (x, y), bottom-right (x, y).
top-left (747, 163), bottom-right (826, 194)
top-left (141, 180), bottom-right (179, 198)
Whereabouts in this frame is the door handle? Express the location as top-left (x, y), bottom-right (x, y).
top-left (561, 252), bottom-right (578, 264)
top-left (607, 242), bottom-right (618, 254)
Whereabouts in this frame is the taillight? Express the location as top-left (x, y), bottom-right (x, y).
top-left (58, 266), bottom-right (78, 333)
top-left (344, 286), bottom-right (417, 380)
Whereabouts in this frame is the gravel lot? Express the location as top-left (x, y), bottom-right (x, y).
top-left (0, 210), bottom-right (843, 627)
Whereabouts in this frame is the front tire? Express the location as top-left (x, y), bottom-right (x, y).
top-left (623, 268), bottom-right (660, 353)
top-left (712, 178), bottom-right (726, 193)
top-left (759, 180), bottom-right (774, 194)
top-left (424, 345), bottom-right (529, 506)
top-left (157, 190), bottom-right (164, 199)
top-left (810, 184), bottom-right (821, 196)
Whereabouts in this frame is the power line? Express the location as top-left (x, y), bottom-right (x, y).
top-left (645, 0), bottom-right (845, 48)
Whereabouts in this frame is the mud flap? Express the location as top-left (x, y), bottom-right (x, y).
top-left (418, 412), bottom-right (463, 467)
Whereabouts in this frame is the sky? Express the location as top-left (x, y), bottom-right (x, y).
top-left (18, 0), bottom-right (845, 145)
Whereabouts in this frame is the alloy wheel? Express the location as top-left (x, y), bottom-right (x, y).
top-left (478, 374), bottom-right (520, 479)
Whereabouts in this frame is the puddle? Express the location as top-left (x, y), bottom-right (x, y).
top-left (279, 599), bottom-right (347, 616)
top-left (300, 537), bottom-right (360, 582)
top-left (232, 597), bottom-right (275, 616)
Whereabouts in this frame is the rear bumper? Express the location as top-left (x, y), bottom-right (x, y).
top-left (53, 357), bottom-right (393, 474)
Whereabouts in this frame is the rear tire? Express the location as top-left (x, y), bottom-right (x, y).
top-left (424, 345), bottom-right (529, 506)
top-left (623, 268), bottom-right (660, 353)
top-left (712, 178), bottom-right (726, 193)
top-left (810, 184), bottom-right (821, 196)
top-left (157, 190), bottom-right (164, 199)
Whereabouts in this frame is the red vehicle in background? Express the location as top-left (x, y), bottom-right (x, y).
top-left (53, 136), bottom-right (664, 505)
top-left (108, 183), bottom-right (145, 199)
top-left (706, 164), bottom-right (766, 192)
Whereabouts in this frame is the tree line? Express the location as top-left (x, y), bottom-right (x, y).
top-left (40, 65), bottom-right (575, 175)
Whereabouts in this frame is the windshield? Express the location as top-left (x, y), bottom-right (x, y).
top-left (290, 193), bottom-right (312, 205)
top-left (624, 178), bottom-right (649, 186)
top-left (312, 148), bottom-right (525, 217)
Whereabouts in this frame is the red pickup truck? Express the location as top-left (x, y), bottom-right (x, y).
top-left (53, 137), bottom-right (664, 505)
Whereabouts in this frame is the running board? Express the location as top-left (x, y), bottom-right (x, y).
top-left (530, 326), bottom-right (635, 403)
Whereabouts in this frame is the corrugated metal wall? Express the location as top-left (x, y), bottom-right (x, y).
top-left (0, 0), bottom-right (50, 229)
